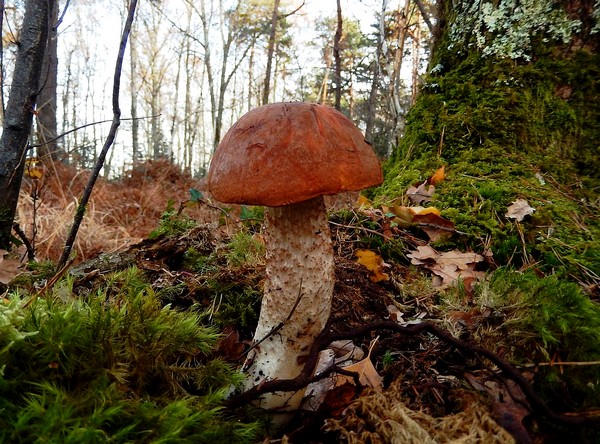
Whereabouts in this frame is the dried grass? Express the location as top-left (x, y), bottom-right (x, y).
top-left (324, 384), bottom-right (515, 444)
top-left (16, 159), bottom-right (217, 263)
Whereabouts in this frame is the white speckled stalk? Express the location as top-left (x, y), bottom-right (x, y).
top-left (243, 196), bottom-right (335, 412)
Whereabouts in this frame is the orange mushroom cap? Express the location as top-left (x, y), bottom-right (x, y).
top-left (207, 102), bottom-right (383, 207)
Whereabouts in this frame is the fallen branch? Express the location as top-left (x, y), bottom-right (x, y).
top-left (226, 319), bottom-right (600, 429)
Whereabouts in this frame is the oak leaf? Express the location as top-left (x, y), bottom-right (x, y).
top-left (408, 245), bottom-right (484, 287)
top-left (336, 338), bottom-right (383, 390)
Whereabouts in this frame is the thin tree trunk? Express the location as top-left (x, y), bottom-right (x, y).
top-left (318, 46), bottom-right (332, 104)
top-left (199, 0), bottom-right (217, 145)
top-left (248, 42), bottom-right (255, 111)
top-left (36, 0), bottom-right (61, 161)
top-left (262, 0), bottom-right (280, 105)
top-left (333, 0), bottom-right (342, 110)
top-left (0, 0), bottom-right (52, 250)
top-left (129, 18), bottom-right (140, 162)
top-left (365, 0), bottom-right (386, 143)
top-left (0, 0), bottom-right (6, 119)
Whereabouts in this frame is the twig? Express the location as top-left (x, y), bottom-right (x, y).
top-left (11, 222), bottom-right (35, 260)
top-left (414, 222), bottom-right (469, 235)
top-left (520, 360), bottom-right (600, 368)
top-left (29, 115), bottom-right (159, 149)
top-left (329, 220), bottom-right (388, 238)
top-left (240, 281), bottom-right (304, 359)
top-left (57, 0), bottom-right (138, 269)
top-left (23, 257), bottom-right (75, 308)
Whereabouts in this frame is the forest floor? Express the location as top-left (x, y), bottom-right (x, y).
top-left (2, 160), bottom-right (600, 443)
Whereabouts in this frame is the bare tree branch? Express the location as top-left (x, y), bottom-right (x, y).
top-left (57, 0), bottom-right (138, 268)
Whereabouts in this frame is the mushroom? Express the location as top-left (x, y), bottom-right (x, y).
top-left (207, 102), bottom-right (382, 413)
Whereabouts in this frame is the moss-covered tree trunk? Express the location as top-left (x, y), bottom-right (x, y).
top-left (379, 0), bottom-right (599, 282)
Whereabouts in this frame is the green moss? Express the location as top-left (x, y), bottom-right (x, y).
top-left (224, 231), bottom-right (265, 268)
top-left (440, 268), bottom-right (600, 409)
top-left (376, 43), bottom-right (600, 283)
top-left (149, 200), bottom-right (197, 240)
top-left (0, 268), bottom-right (259, 442)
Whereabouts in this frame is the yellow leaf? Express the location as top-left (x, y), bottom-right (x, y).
top-left (409, 206), bottom-right (441, 216)
top-left (25, 167), bottom-right (44, 179)
top-left (356, 195), bottom-right (372, 208)
top-left (429, 165), bottom-right (446, 185)
top-left (355, 249), bottom-right (389, 282)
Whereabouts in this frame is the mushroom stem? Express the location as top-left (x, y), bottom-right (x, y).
top-left (243, 196), bottom-right (335, 412)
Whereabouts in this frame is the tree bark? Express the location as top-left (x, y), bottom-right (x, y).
top-left (333, 0), bottom-right (343, 110)
top-left (0, 0), bottom-right (52, 250)
top-left (36, 0), bottom-right (61, 161)
top-left (129, 17), bottom-right (140, 162)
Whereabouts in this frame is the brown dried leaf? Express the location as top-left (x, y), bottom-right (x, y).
top-left (465, 374), bottom-right (532, 444)
top-left (406, 181), bottom-right (435, 205)
top-left (413, 212), bottom-right (455, 242)
top-left (337, 356), bottom-right (383, 390)
top-left (0, 249), bottom-right (21, 285)
top-left (407, 246), bottom-right (485, 287)
top-left (505, 199), bottom-right (535, 222)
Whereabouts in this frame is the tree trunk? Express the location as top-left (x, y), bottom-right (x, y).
top-left (36, 0), bottom-right (61, 162)
top-left (365, 1), bottom-right (385, 144)
top-left (0, 0), bottom-right (52, 250)
top-left (333, 0), bottom-right (343, 110)
top-left (382, 0), bottom-right (599, 277)
top-left (262, 0), bottom-right (280, 105)
top-left (129, 18), bottom-right (140, 162)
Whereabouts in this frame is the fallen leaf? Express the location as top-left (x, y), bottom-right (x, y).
top-left (406, 181), bottom-right (435, 205)
top-left (428, 165), bottom-right (446, 185)
top-left (385, 205), bottom-right (414, 228)
top-left (387, 305), bottom-right (405, 323)
top-left (505, 199), bottom-right (535, 222)
top-left (214, 326), bottom-right (245, 361)
top-left (318, 383), bottom-right (358, 417)
top-left (356, 195), bottom-right (372, 208)
top-left (355, 250), bottom-right (389, 282)
top-left (338, 357), bottom-right (383, 390)
top-left (336, 338), bottom-right (383, 390)
top-left (412, 212), bottom-right (455, 242)
top-left (408, 246), bottom-right (485, 287)
top-left (0, 250), bottom-right (21, 285)
top-left (409, 206), bottom-right (441, 216)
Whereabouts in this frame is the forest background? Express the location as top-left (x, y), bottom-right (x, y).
top-left (0, 0), bottom-right (599, 442)
top-left (3, 0), bottom-right (425, 177)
